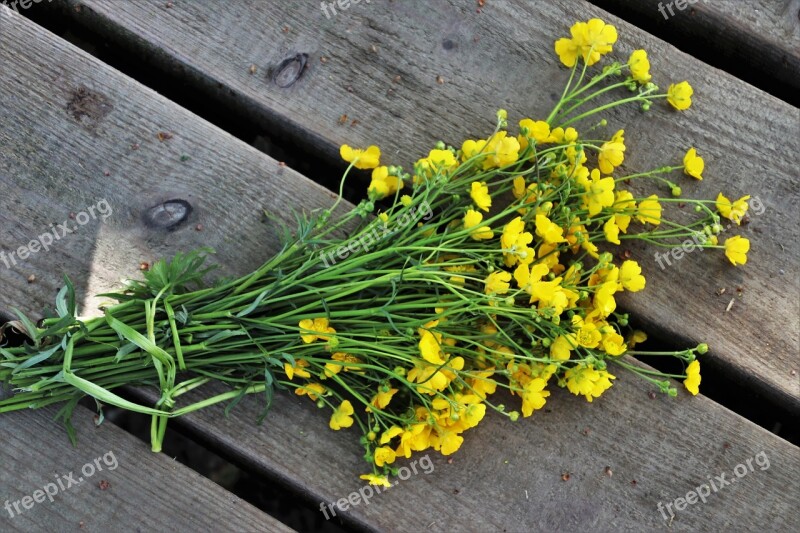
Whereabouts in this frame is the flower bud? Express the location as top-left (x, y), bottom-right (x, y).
top-left (671, 186), bottom-right (682, 197)
top-left (508, 411), bottom-right (520, 422)
top-left (696, 343), bottom-right (709, 354)
top-left (316, 400), bottom-right (325, 408)
top-left (367, 431), bottom-right (376, 441)
top-left (435, 141), bottom-right (446, 150)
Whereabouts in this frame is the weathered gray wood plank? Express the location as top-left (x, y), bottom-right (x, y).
top-left (0, 403), bottom-right (292, 532)
top-left (0, 5), bottom-right (798, 533)
top-left (50, 0), bottom-right (800, 410)
top-left (136, 370), bottom-right (800, 533)
top-left (588, 0), bottom-right (800, 104)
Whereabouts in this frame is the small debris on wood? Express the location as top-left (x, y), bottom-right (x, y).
top-left (98, 480), bottom-right (111, 490)
top-left (131, 143), bottom-right (140, 151)
top-left (69, 212), bottom-right (76, 220)
top-left (103, 169), bottom-right (111, 176)
top-left (717, 287), bottom-right (726, 295)
top-left (249, 64), bottom-right (258, 75)
top-left (320, 56), bottom-right (329, 64)
top-left (723, 442), bottom-right (731, 449)
top-left (278, 161), bottom-right (286, 167)
top-left (604, 466), bottom-right (613, 477)
top-left (370, 44), bottom-right (378, 53)
top-left (157, 131), bottom-right (174, 142)
top-left (453, 488), bottom-right (459, 494)
top-left (195, 224), bottom-right (204, 232)
top-left (282, 25), bottom-right (290, 34)
top-left (436, 75), bottom-right (445, 85)
top-left (165, 1), bottom-right (173, 8)
top-left (725, 298), bottom-right (735, 312)
top-left (393, 75), bottom-right (401, 83)
top-left (631, 479), bottom-right (637, 486)
top-left (447, 457), bottom-right (453, 464)
top-left (350, 119), bottom-right (360, 127)
top-left (338, 114), bottom-right (348, 125)
top-left (561, 472), bottom-right (571, 481)
top-left (648, 391), bottom-right (657, 400)
top-left (140, 262), bottom-right (150, 271)
top-left (582, 427), bottom-right (591, 436)
top-left (79, 522), bottom-right (85, 529)
top-left (180, 154), bottom-right (190, 162)
top-left (27, 274), bottom-right (36, 284)
top-left (790, 370), bottom-right (797, 377)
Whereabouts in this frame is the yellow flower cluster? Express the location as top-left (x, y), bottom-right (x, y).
top-left (280, 18), bottom-right (753, 484)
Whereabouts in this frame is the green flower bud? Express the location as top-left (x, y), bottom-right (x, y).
top-left (696, 343), bottom-right (709, 354)
top-left (316, 400), bottom-right (325, 408)
top-left (509, 411), bottom-right (520, 422)
top-left (671, 186), bottom-right (682, 197)
top-left (541, 338), bottom-right (552, 348)
top-left (435, 141), bottom-right (446, 150)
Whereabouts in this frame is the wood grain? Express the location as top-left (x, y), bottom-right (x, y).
top-left (134, 371), bottom-right (800, 533)
top-left (0, 403), bottom-right (292, 532)
top-left (588, 0), bottom-right (800, 105)
top-left (49, 0), bottom-right (800, 410)
top-left (0, 5), bottom-right (798, 532)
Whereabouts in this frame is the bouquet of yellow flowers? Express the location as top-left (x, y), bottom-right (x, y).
top-left (0, 18), bottom-right (752, 486)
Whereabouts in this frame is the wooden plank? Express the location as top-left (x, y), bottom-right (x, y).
top-left (135, 372), bottom-right (800, 532)
top-left (587, 0), bottom-right (800, 105)
top-left (0, 5), bottom-right (798, 533)
top-left (0, 402), bottom-right (292, 532)
top-left (48, 0), bottom-right (800, 410)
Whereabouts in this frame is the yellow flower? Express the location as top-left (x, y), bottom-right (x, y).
top-left (575, 320), bottom-right (602, 348)
top-left (483, 131), bottom-right (520, 169)
top-left (298, 317), bottom-right (336, 343)
top-left (463, 209), bottom-right (494, 240)
top-left (613, 190), bottom-right (636, 232)
top-left (683, 360), bottom-right (701, 395)
top-left (565, 364), bottom-right (616, 402)
top-left (368, 388), bottom-right (398, 412)
top-left (461, 138), bottom-right (488, 163)
top-left (438, 429), bottom-right (464, 455)
top-left (295, 383), bottom-right (326, 401)
top-left (555, 19), bottom-right (618, 67)
top-left (416, 149), bottom-right (458, 180)
top-left (550, 335), bottom-right (574, 361)
top-left (535, 214), bottom-right (566, 245)
top-left (359, 474), bottom-right (392, 487)
top-left (667, 81), bottom-right (693, 110)
top-left (628, 330), bottom-right (648, 348)
top-left (582, 169), bottom-right (616, 216)
top-left (554, 34), bottom-right (581, 68)
top-left (628, 49), bottom-right (651, 84)
top-left (419, 329), bottom-right (447, 365)
top-left (340, 144), bottom-right (381, 169)
top-left (484, 270), bottom-right (512, 295)
top-left (521, 377), bottom-right (550, 417)
top-left (518, 119), bottom-right (551, 148)
top-left (593, 281), bottom-right (618, 318)
top-left (716, 193), bottom-right (750, 224)
top-left (374, 446), bottom-right (397, 467)
top-left (470, 181), bottom-right (492, 212)
top-left (329, 400), bottom-right (355, 430)
top-left (683, 148), bottom-right (704, 180)
top-left (598, 130), bottom-right (625, 174)
top-left (636, 194), bottom-right (662, 225)
top-left (619, 260), bottom-right (646, 292)
top-left (284, 359), bottom-right (311, 380)
top-left (601, 329), bottom-right (627, 356)
top-left (369, 166), bottom-right (403, 197)
top-left (723, 236), bottom-right (750, 265)
top-left (603, 217), bottom-right (620, 245)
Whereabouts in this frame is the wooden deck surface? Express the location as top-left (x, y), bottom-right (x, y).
top-left (1, 1), bottom-right (798, 531)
